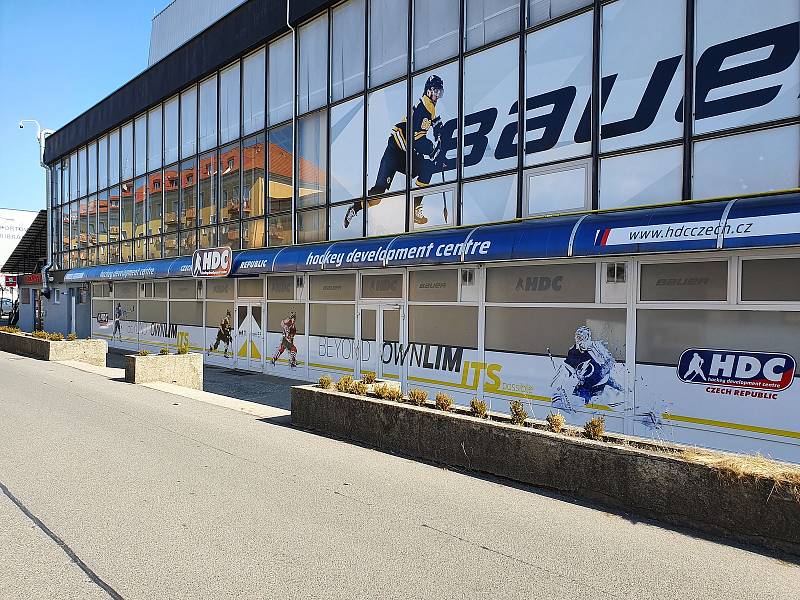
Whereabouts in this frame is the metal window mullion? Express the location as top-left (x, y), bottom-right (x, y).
top-left (456, 0), bottom-right (466, 226)
top-left (591, 0), bottom-right (601, 210)
top-left (362, 0), bottom-right (369, 238)
top-left (405, 0), bottom-right (412, 233)
top-left (516, 1), bottom-right (525, 219)
top-left (682, 0), bottom-right (695, 200)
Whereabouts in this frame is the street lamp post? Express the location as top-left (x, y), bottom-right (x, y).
top-left (19, 119), bottom-right (55, 298)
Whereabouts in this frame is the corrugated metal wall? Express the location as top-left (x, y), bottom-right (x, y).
top-left (148, 0), bottom-right (248, 65)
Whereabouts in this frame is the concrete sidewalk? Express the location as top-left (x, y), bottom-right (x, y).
top-left (105, 349), bottom-right (295, 411)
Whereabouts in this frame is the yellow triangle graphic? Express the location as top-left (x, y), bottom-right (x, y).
top-left (237, 341), bottom-right (248, 357)
top-left (250, 342), bottom-right (261, 360)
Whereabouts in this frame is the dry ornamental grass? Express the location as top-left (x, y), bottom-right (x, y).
top-left (470, 398), bottom-right (488, 419)
top-left (510, 400), bottom-right (528, 426)
top-left (336, 375), bottom-right (353, 393)
top-left (318, 375), bottom-right (333, 389)
top-left (546, 412), bottom-right (566, 433)
top-left (408, 388), bottom-right (428, 406)
top-left (435, 392), bottom-right (453, 411)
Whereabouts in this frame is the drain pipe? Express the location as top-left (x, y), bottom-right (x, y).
top-left (19, 120), bottom-right (55, 298)
top-left (286, 0), bottom-right (297, 245)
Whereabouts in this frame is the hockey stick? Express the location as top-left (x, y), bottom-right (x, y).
top-left (546, 347), bottom-right (573, 412)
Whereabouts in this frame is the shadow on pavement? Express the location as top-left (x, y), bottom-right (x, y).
top-left (106, 349), bottom-right (295, 411)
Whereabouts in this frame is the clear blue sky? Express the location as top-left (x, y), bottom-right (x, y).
top-left (0, 0), bottom-right (169, 212)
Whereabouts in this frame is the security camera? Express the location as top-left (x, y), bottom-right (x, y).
top-left (18, 122), bottom-right (24, 129)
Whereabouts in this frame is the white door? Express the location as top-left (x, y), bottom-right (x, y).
top-left (358, 304), bottom-right (404, 385)
top-left (235, 302), bottom-right (264, 371)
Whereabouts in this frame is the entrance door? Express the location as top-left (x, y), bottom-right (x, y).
top-left (235, 302), bottom-right (264, 371)
top-left (358, 304), bottom-right (403, 384)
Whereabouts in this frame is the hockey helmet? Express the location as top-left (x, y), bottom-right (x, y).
top-left (424, 74), bottom-right (444, 95)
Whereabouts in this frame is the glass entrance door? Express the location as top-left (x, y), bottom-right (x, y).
top-left (358, 304), bottom-right (403, 384)
top-left (236, 302), bottom-right (264, 371)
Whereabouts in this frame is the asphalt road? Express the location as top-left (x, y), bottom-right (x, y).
top-left (1, 351), bottom-right (798, 599)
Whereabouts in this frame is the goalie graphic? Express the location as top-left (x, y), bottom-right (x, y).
top-left (270, 310), bottom-right (298, 369)
top-left (343, 74), bottom-right (447, 229)
top-left (549, 326), bottom-right (624, 412)
top-left (208, 309), bottom-right (233, 358)
top-left (112, 302), bottom-right (126, 341)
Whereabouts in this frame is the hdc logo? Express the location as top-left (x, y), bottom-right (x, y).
top-left (192, 247), bottom-right (232, 278)
top-left (677, 348), bottom-right (796, 391)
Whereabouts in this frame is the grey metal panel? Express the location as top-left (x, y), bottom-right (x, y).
top-left (149, 0), bottom-right (248, 66)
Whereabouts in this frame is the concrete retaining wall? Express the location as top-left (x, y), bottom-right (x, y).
top-left (292, 385), bottom-right (800, 556)
top-left (0, 331), bottom-right (107, 367)
top-left (124, 353), bottom-right (203, 389)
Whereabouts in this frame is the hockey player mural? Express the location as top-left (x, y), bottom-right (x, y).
top-left (344, 74), bottom-right (447, 229)
top-left (112, 302), bottom-right (126, 341)
top-left (208, 309), bottom-right (234, 358)
top-left (270, 310), bottom-right (298, 369)
top-left (550, 326), bottom-right (624, 412)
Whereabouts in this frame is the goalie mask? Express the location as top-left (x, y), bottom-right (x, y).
top-left (575, 326), bottom-right (592, 351)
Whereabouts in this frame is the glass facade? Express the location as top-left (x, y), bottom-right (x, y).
top-left (49, 0), bottom-right (800, 269)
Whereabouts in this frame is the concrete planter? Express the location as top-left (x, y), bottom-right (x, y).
top-left (0, 331), bottom-right (107, 367)
top-left (292, 385), bottom-right (800, 556)
top-left (124, 353), bottom-right (203, 390)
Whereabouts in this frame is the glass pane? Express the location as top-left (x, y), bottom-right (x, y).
top-left (411, 62), bottom-right (459, 187)
top-left (198, 225), bottom-right (217, 249)
top-left (298, 14), bottom-right (328, 114)
top-left (694, 0), bottom-right (800, 135)
top-left (207, 278), bottom-right (234, 300)
top-left (242, 48), bottom-right (266, 135)
top-left (410, 186), bottom-right (455, 230)
top-left (87, 194), bottom-right (97, 246)
top-left (267, 276), bottom-right (294, 300)
top-left (147, 236), bottom-right (162, 259)
top-left (462, 39), bottom-right (519, 178)
top-left (461, 174), bottom-right (517, 225)
top-left (179, 229), bottom-right (196, 256)
top-left (297, 111), bottom-right (327, 209)
top-left (600, 0), bottom-right (685, 152)
top-left (238, 278), bottom-right (264, 298)
top-left (636, 309), bottom-right (800, 365)
top-left (382, 309), bottom-right (400, 343)
top-left (169, 279), bottom-right (197, 299)
top-left (220, 221), bottom-right (241, 249)
top-left (148, 105), bottom-right (163, 170)
top-left (296, 208), bottom-right (326, 244)
top-left (408, 269), bottom-right (459, 301)
top-left (269, 35), bottom-right (293, 125)
top-left (220, 62), bottom-right (240, 144)
top-left (692, 125), bottom-right (800, 200)
top-left (330, 202), bottom-right (363, 240)
top-left (599, 146), bottom-right (683, 209)
top-left (527, 161), bottom-right (589, 215)
top-left (180, 159), bottom-right (197, 229)
top-left (87, 142), bottom-right (97, 193)
top-left (465, 0), bottom-right (520, 51)
top-left (97, 136), bottom-right (108, 190)
top-left (486, 263), bottom-right (596, 303)
top-left (198, 152), bottom-right (217, 226)
top-left (330, 97), bottom-right (365, 203)
top-left (267, 303), bottom-right (305, 333)
top-left (741, 259), bottom-right (800, 302)
top-left (486, 306), bottom-right (626, 359)
top-left (528, 0), bottom-right (590, 26)
top-left (640, 261), bottom-right (728, 301)
top-left (242, 134), bottom-right (266, 217)
top-left (361, 309), bottom-right (376, 341)
top-left (164, 96), bottom-right (179, 164)
top-left (310, 304), bottom-right (355, 338)
top-left (413, 0), bottom-right (459, 70)
top-left (309, 273), bottom-right (357, 300)
top-left (68, 151), bottom-right (78, 200)
top-left (77, 146), bottom-right (87, 197)
top-left (199, 75), bottom-right (218, 151)
top-left (163, 233), bottom-right (179, 257)
top-left (525, 11), bottom-right (592, 165)
top-left (134, 114), bottom-right (147, 176)
top-left (369, 0), bottom-right (408, 86)
top-left (134, 177), bottom-right (146, 239)
top-left (120, 181), bottom-right (133, 241)
top-left (108, 129), bottom-right (120, 185)
top-left (180, 86), bottom-right (197, 158)
top-left (268, 213), bottom-right (292, 246)
top-left (409, 305), bottom-right (478, 348)
top-left (163, 165), bottom-right (180, 233)
top-left (147, 172), bottom-right (163, 236)
top-left (268, 124), bottom-right (293, 214)
top-left (108, 186), bottom-right (120, 242)
top-left (367, 81), bottom-right (407, 194)
top-left (170, 301), bottom-right (203, 326)
top-left (362, 274), bottom-right (403, 298)
top-left (366, 194), bottom-right (405, 237)
top-left (219, 143), bottom-right (241, 222)
top-left (97, 189), bottom-right (108, 245)
top-left (331, 0), bottom-right (365, 101)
